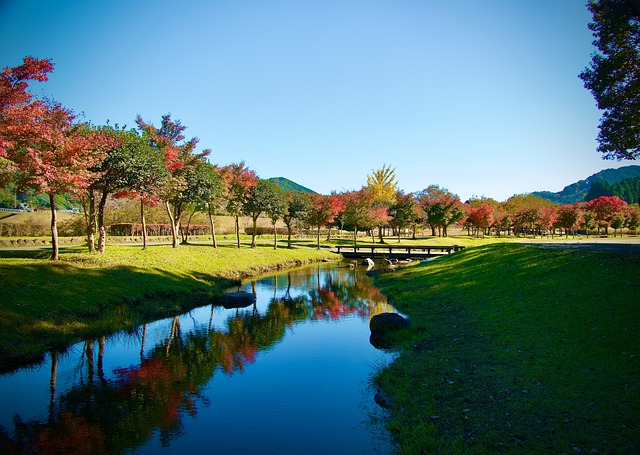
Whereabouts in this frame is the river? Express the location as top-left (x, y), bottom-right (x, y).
top-left (0, 261), bottom-right (397, 454)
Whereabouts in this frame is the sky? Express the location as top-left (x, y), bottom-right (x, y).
top-left (0, 0), bottom-right (634, 201)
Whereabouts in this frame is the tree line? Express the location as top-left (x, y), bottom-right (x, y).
top-left (2, 58), bottom-right (639, 261)
top-left (585, 176), bottom-right (640, 204)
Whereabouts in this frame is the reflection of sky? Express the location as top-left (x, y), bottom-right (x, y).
top-left (0, 263), bottom-right (395, 453)
top-left (183, 319), bottom-right (386, 455)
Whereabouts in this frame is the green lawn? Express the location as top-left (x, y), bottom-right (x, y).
top-left (0, 243), bottom-right (338, 372)
top-left (374, 243), bottom-right (639, 454)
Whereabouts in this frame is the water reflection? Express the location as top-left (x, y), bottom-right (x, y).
top-left (0, 263), bottom-right (395, 454)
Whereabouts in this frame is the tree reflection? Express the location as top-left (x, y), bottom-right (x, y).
top-left (0, 263), bottom-right (390, 453)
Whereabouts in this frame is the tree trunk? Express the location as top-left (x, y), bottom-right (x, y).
top-left (85, 189), bottom-right (96, 253)
top-left (235, 216), bottom-right (240, 248)
top-left (316, 225), bottom-right (321, 250)
top-left (97, 191), bottom-right (109, 254)
top-left (97, 336), bottom-right (106, 383)
top-left (353, 227), bottom-right (358, 246)
top-left (184, 208), bottom-right (197, 244)
top-left (208, 205), bottom-right (217, 248)
top-left (86, 340), bottom-right (94, 382)
top-left (286, 223), bottom-right (292, 248)
top-left (165, 316), bottom-right (179, 356)
top-left (165, 200), bottom-right (179, 248)
top-left (251, 216), bottom-right (258, 248)
top-left (48, 350), bottom-right (58, 420)
top-left (141, 200), bottom-right (148, 250)
top-left (273, 222), bottom-right (277, 250)
top-left (140, 324), bottom-right (146, 362)
top-left (49, 193), bottom-right (59, 261)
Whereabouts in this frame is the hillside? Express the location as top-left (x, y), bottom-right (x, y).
top-left (267, 177), bottom-right (317, 194)
top-left (532, 165), bottom-right (640, 204)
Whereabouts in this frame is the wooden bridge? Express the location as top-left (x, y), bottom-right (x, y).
top-left (333, 244), bottom-right (465, 260)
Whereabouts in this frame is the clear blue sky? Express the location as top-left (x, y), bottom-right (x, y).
top-left (0, 0), bottom-right (631, 201)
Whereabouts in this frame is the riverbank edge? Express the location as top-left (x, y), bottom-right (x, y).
top-left (371, 243), bottom-right (639, 454)
top-left (0, 245), bottom-right (339, 373)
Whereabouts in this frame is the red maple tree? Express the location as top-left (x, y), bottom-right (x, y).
top-left (585, 195), bottom-right (628, 234)
top-left (468, 204), bottom-right (494, 237)
top-left (136, 114), bottom-right (210, 248)
top-left (307, 193), bottom-right (344, 249)
top-left (218, 161), bottom-right (258, 248)
top-left (1, 57), bottom-right (53, 184)
top-left (1, 58), bottom-right (113, 259)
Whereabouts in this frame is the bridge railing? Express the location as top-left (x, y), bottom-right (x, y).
top-left (334, 245), bottom-right (465, 255)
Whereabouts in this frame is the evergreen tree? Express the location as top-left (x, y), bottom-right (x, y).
top-left (585, 180), bottom-right (614, 201)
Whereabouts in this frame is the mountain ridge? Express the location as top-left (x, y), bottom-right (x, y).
top-left (267, 177), bottom-right (318, 194)
top-left (531, 165), bottom-right (640, 204)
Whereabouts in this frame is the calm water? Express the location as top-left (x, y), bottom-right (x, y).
top-left (0, 262), bottom-right (397, 454)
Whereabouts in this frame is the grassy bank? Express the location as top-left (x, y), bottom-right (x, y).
top-left (374, 243), bottom-right (639, 454)
top-left (0, 243), bottom-right (337, 372)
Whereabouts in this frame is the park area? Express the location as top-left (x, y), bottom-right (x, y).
top-left (1, 214), bottom-right (638, 453)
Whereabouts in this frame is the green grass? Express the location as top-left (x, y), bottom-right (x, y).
top-left (0, 243), bottom-right (338, 372)
top-left (374, 243), bottom-right (639, 454)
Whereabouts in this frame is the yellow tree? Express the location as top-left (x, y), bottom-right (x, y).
top-left (367, 164), bottom-right (397, 205)
top-left (366, 164), bottom-right (397, 242)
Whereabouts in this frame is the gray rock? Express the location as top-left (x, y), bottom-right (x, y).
top-left (220, 291), bottom-right (256, 309)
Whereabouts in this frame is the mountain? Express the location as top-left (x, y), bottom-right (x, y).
top-left (267, 177), bottom-right (318, 194)
top-left (531, 165), bottom-right (640, 204)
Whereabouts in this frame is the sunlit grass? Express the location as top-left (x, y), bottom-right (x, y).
top-left (374, 243), bottom-right (639, 454)
top-left (0, 243), bottom-right (337, 372)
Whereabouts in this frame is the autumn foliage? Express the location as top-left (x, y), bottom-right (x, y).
top-left (1, 57), bottom-right (116, 259)
top-left (2, 55), bottom-right (640, 251)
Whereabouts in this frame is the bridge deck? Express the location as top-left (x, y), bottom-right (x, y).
top-left (333, 244), bottom-right (465, 260)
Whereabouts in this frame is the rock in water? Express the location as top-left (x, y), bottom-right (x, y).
top-left (220, 291), bottom-right (256, 309)
top-left (369, 332), bottom-right (392, 350)
top-left (374, 389), bottom-right (393, 409)
top-left (369, 312), bottom-right (410, 334)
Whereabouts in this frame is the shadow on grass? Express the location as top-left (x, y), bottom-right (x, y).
top-left (374, 243), bottom-right (640, 453)
top-left (0, 256), bottom-right (237, 374)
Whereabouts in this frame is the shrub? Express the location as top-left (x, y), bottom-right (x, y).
top-left (244, 226), bottom-right (289, 236)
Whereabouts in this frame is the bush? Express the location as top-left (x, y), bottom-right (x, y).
top-left (0, 215), bottom-right (85, 238)
top-left (58, 217), bottom-right (87, 237)
top-left (244, 226), bottom-right (290, 236)
top-left (0, 222), bottom-right (48, 237)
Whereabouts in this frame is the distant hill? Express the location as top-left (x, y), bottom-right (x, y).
top-left (267, 177), bottom-right (317, 194)
top-left (532, 165), bottom-right (640, 204)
